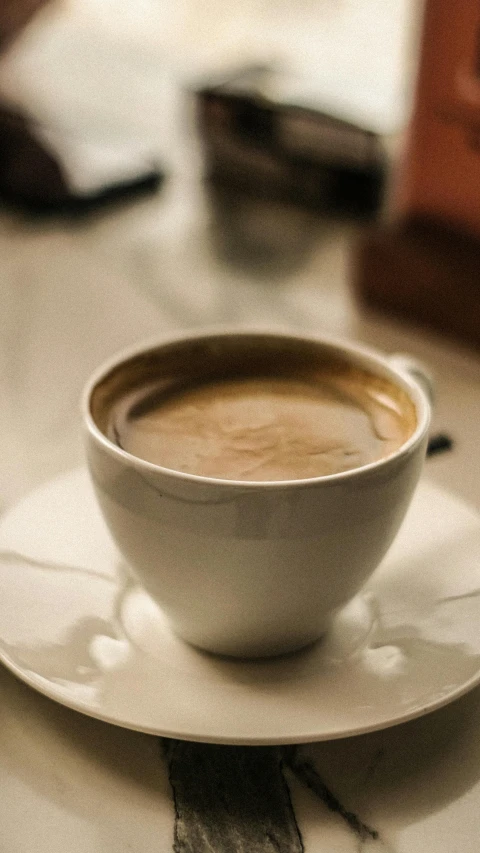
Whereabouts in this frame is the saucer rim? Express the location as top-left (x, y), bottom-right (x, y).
top-left (3, 645), bottom-right (480, 745)
top-left (2, 467), bottom-right (480, 745)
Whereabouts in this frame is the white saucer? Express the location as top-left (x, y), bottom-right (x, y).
top-left (1, 468), bottom-right (480, 745)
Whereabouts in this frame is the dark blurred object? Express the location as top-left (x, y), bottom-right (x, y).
top-left (0, 106), bottom-right (66, 208)
top-left (353, 216), bottom-right (480, 350)
top-left (0, 0), bottom-right (49, 49)
top-left (355, 0), bottom-right (480, 349)
top-left (197, 67), bottom-right (386, 218)
top-left (0, 107), bottom-right (163, 216)
top-left (0, 1), bottom-right (163, 216)
top-left (427, 433), bottom-right (453, 457)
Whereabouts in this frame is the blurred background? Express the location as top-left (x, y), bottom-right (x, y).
top-left (4, 0), bottom-right (480, 511)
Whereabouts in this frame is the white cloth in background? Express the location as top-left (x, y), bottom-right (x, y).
top-left (0, 0), bottom-right (418, 140)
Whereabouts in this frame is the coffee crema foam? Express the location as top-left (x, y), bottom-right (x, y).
top-left (104, 369), bottom-right (415, 481)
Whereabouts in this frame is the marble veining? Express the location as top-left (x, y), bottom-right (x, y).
top-left (164, 740), bottom-right (383, 853)
top-left (0, 547), bottom-right (111, 581)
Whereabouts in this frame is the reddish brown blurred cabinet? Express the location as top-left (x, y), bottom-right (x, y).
top-left (355, 0), bottom-right (480, 349)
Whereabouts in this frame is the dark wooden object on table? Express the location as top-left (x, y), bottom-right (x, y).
top-left (197, 67), bottom-right (386, 218)
top-left (354, 0), bottom-right (480, 350)
top-left (353, 216), bottom-right (480, 350)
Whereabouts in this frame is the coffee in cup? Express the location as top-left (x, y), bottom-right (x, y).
top-left (93, 336), bottom-right (417, 482)
top-left (84, 329), bottom-right (429, 658)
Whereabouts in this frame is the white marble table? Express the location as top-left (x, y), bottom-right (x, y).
top-left (3, 2), bottom-right (480, 851)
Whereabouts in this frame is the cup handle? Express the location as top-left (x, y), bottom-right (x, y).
top-left (388, 354), bottom-right (435, 406)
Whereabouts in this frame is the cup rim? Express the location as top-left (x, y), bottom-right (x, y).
top-left (82, 325), bottom-right (431, 489)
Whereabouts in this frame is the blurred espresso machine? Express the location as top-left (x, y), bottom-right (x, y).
top-left (355, 0), bottom-right (480, 350)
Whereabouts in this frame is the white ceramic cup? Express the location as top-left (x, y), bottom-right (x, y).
top-left (83, 328), bottom-right (431, 658)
